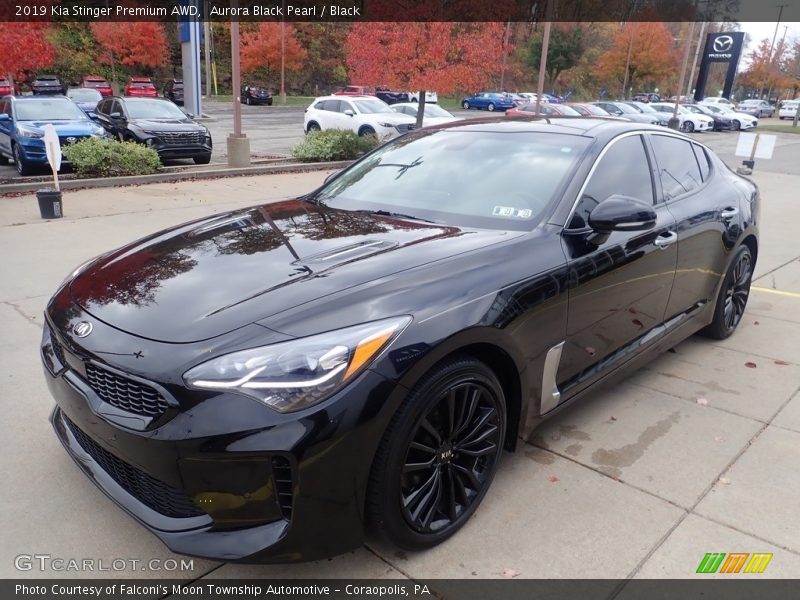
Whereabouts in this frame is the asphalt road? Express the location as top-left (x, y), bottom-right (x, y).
top-left (2, 101), bottom-right (799, 180)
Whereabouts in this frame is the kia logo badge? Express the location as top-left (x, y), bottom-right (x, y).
top-left (73, 321), bottom-right (93, 338)
top-left (713, 36), bottom-right (734, 53)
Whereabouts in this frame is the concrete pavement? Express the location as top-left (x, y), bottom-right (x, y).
top-left (0, 169), bottom-right (798, 583)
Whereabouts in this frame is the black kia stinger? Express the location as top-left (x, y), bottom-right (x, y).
top-left (42, 117), bottom-right (759, 562)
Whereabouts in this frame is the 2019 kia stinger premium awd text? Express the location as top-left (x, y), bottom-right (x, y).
top-left (43, 118), bottom-right (759, 563)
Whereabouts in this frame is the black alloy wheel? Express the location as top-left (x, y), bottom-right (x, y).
top-left (306, 122), bottom-right (320, 133)
top-left (702, 245), bottom-right (753, 339)
top-left (368, 357), bottom-right (506, 549)
top-left (732, 120), bottom-right (741, 130)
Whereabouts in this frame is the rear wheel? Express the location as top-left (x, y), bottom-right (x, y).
top-left (487, 103), bottom-right (496, 112)
top-left (701, 245), bottom-right (753, 340)
top-left (306, 121), bottom-right (320, 133)
top-left (367, 356), bottom-right (506, 550)
top-left (245, 96), bottom-right (251, 105)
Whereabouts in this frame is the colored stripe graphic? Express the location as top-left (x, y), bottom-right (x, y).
top-left (719, 553), bottom-right (749, 573)
top-left (697, 553), bottom-right (726, 573)
top-left (744, 553), bottom-right (773, 573)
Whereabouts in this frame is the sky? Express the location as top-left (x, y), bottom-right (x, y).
top-left (739, 21), bottom-right (800, 67)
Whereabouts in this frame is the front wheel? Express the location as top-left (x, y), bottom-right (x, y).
top-left (358, 126), bottom-right (376, 137)
top-left (732, 120), bottom-right (741, 130)
top-left (13, 144), bottom-right (34, 176)
top-left (682, 120), bottom-right (695, 133)
top-left (367, 356), bottom-right (506, 550)
top-left (487, 103), bottom-right (495, 112)
top-left (462, 101), bottom-right (470, 110)
top-left (193, 154), bottom-right (211, 165)
top-left (701, 245), bottom-right (753, 340)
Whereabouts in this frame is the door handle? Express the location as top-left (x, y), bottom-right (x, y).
top-left (720, 206), bottom-right (739, 220)
top-left (654, 231), bottom-right (678, 249)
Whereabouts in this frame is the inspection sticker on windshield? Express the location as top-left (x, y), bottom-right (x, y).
top-left (493, 206), bottom-right (533, 219)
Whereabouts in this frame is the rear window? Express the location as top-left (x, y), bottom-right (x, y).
top-left (315, 130), bottom-right (590, 231)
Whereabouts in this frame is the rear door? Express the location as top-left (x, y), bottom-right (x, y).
top-left (557, 133), bottom-right (678, 398)
top-left (648, 134), bottom-right (734, 320)
top-left (0, 99), bottom-right (11, 157)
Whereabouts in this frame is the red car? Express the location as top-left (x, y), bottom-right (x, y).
top-left (81, 75), bottom-right (113, 97)
top-left (124, 77), bottom-right (158, 98)
top-left (334, 85), bottom-right (375, 96)
top-left (505, 102), bottom-right (582, 118)
top-left (0, 77), bottom-right (19, 96)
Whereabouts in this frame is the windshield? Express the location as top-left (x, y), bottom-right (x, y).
top-left (126, 100), bottom-right (188, 119)
top-left (423, 105), bottom-right (453, 117)
top-left (612, 103), bottom-right (637, 114)
top-left (739, 100), bottom-right (759, 106)
top-left (68, 89), bottom-right (102, 102)
top-left (15, 99), bottom-right (87, 121)
top-left (314, 130), bottom-right (589, 231)
top-left (634, 103), bottom-right (657, 113)
top-left (352, 99), bottom-right (393, 114)
top-left (574, 104), bottom-right (607, 116)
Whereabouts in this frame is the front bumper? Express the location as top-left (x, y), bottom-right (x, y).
top-left (42, 312), bottom-right (402, 562)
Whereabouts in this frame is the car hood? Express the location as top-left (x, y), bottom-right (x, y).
top-left (20, 120), bottom-right (95, 134)
top-left (364, 113), bottom-right (416, 124)
top-left (129, 118), bottom-right (200, 130)
top-left (69, 199), bottom-right (519, 343)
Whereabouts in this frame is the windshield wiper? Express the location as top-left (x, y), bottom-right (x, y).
top-left (356, 209), bottom-right (440, 224)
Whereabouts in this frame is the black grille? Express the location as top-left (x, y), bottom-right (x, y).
top-left (271, 456), bottom-right (294, 519)
top-left (65, 416), bottom-right (205, 518)
top-left (154, 131), bottom-right (205, 145)
top-left (85, 363), bottom-right (169, 418)
top-left (51, 335), bottom-right (67, 368)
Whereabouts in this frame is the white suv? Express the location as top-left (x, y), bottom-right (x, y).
top-left (304, 95), bottom-right (416, 139)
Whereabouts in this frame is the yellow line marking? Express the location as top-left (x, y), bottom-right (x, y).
top-left (751, 287), bottom-right (800, 299)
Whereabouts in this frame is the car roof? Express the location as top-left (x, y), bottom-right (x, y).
top-left (9, 95), bottom-right (71, 102)
top-left (84, 75), bottom-right (107, 80)
top-left (115, 96), bottom-right (170, 102)
top-left (314, 95), bottom-right (377, 101)
top-left (129, 77), bottom-right (152, 82)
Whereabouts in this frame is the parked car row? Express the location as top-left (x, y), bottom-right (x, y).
top-left (0, 91), bottom-right (211, 176)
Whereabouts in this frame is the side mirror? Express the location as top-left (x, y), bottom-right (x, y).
top-left (110, 112), bottom-right (122, 118)
top-left (343, 109), bottom-right (355, 117)
top-left (588, 195), bottom-right (657, 233)
top-left (0, 114), bottom-right (9, 121)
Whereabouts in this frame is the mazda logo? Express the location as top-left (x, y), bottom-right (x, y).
top-left (73, 321), bottom-right (93, 338)
top-left (65, 137), bottom-right (77, 144)
top-left (713, 35), bottom-right (734, 53)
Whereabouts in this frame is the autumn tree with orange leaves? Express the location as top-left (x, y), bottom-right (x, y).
top-left (91, 22), bottom-right (168, 85)
top-left (0, 23), bottom-right (55, 82)
top-left (240, 23), bottom-right (308, 86)
top-left (596, 22), bottom-right (679, 98)
top-left (738, 38), bottom-right (794, 99)
top-left (347, 22), bottom-right (510, 126)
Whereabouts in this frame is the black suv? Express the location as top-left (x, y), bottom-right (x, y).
top-left (632, 92), bottom-right (660, 103)
top-left (32, 75), bottom-right (66, 95)
top-left (164, 79), bottom-right (184, 105)
top-left (241, 84), bottom-right (273, 105)
top-left (94, 96), bottom-right (212, 164)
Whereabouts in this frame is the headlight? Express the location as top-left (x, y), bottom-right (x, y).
top-left (184, 316), bottom-right (411, 413)
top-left (17, 126), bottom-right (43, 139)
top-left (91, 127), bottom-right (106, 138)
top-left (377, 122), bottom-right (396, 128)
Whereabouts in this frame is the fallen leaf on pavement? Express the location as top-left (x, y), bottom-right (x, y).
top-left (714, 436), bottom-right (726, 443)
top-left (719, 477), bottom-right (731, 485)
top-left (745, 362), bottom-right (757, 368)
top-left (500, 568), bottom-right (521, 578)
top-left (547, 475), bottom-right (560, 483)
top-left (696, 397), bottom-right (708, 406)
top-left (774, 360), bottom-right (790, 366)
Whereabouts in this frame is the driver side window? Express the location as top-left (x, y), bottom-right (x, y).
top-left (568, 135), bottom-right (654, 229)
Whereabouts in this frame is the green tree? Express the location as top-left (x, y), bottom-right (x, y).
top-left (525, 24), bottom-right (587, 90)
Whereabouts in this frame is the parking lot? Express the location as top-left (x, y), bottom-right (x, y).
top-left (4, 100), bottom-right (800, 181)
top-left (0, 134), bottom-right (798, 585)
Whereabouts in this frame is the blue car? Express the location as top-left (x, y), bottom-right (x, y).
top-left (0, 95), bottom-right (107, 176)
top-left (66, 87), bottom-right (103, 119)
top-left (461, 92), bottom-right (518, 112)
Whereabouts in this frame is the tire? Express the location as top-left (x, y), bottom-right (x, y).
top-left (306, 121), bottom-right (320, 133)
top-left (267, 99), bottom-right (273, 106)
top-left (732, 120), bottom-right (741, 131)
top-left (13, 143), bottom-right (33, 176)
top-left (367, 356), bottom-right (506, 550)
top-left (701, 245), bottom-right (753, 340)
top-left (487, 103), bottom-right (495, 112)
top-left (0, 153), bottom-right (9, 165)
top-left (682, 120), bottom-right (695, 133)
top-left (359, 126), bottom-right (376, 137)
top-left (462, 101), bottom-right (470, 110)
top-left (117, 132), bottom-right (126, 142)
top-left (193, 154), bottom-right (211, 165)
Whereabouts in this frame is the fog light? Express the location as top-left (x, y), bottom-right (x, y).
top-left (146, 138), bottom-right (155, 146)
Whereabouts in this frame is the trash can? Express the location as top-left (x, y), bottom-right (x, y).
top-left (36, 189), bottom-right (62, 219)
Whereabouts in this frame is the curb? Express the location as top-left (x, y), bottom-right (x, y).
top-left (0, 160), bottom-right (351, 195)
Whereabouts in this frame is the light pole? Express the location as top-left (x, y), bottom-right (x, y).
top-left (759, 3), bottom-right (789, 99)
top-left (280, 0), bottom-right (286, 105)
top-left (670, 21), bottom-right (698, 130)
top-left (227, 4), bottom-right (250, 167)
